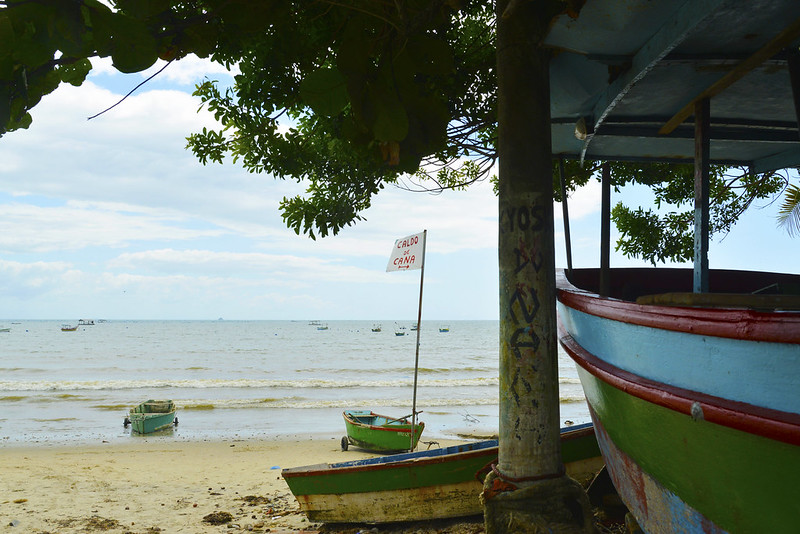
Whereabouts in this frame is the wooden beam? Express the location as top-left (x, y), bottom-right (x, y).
top-left (600, 163), bottom-right (611, 297)
top-left (558, 159), bottom-right (573, 272)
top-left (788, 50), bottom-right (800, 140)
top-left (660, 16), bottom-right (800, 135)
top-left (693, 99), bottom-right (710, 293)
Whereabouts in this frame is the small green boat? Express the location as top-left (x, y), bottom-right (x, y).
top-left (341, 410), bottom-right (424, 452)
top-left (125, 400), bottom-right (178, 434)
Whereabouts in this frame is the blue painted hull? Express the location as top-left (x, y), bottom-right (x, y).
top-left (557, 268), bottom-right (800, 533)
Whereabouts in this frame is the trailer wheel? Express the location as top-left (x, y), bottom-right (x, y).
top-left (341, 436), bottom-right (349, 451)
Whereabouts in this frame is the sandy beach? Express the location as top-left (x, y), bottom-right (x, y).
top-left (0, 435), bottom-right (485, 534)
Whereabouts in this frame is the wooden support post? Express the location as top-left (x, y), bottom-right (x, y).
top-left (558, 159), bottom-right (573, 273)
top-left (484, 2), bottom-right (594, 532)
top-left (788, 50), bottom-right (800, 140)
top-left (693, 99), bottom-right (710, 293)
top-left (600, 162), bottom-right (611, 297)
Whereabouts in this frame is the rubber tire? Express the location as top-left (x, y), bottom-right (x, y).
top-left (341, 436), bottom-right (349, 451)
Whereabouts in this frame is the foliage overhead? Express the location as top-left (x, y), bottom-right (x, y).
top-left (0, 0), bottom-right (796, 256)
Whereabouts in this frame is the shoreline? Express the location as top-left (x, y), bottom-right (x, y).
top-left (0, 434), bottom-right (479, 533)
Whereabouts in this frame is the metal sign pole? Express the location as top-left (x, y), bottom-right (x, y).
top-left (410, 229), bottom-right (426, 451)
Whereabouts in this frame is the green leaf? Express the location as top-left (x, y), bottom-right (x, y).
top-left (58, 58), bottom-right (92, 86)
top-left (109, 14), bottom-right (158, 73)
top-left (777, 184), bottom-right (800, 237)
top-left (403, 34), bottom-right (454, 76)
top-left (181, 21), bottom-right (218, 59)
top-left (300, 67), bottom-right (349, 117)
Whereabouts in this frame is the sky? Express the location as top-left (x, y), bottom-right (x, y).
top-left (1, 56), bottom-right (798, 321)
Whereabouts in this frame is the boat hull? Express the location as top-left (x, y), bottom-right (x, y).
top-left (343, 410), bottom-right (424, 452)
top-left (283, 423), bottom-right (602, 524)
top-left (557, 268), bottom-right (800, 533)
top-left (128, 400), bottom-right (177, 434)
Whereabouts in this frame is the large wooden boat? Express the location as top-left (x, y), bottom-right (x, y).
top-left (283, 422), bottom-right (601, 524)
top-left (556, 268), bottom-right (800, 533)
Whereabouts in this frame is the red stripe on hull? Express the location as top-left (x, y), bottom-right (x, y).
top-left (558, 323), bottom-right (800, 447)
top-left (557, 270), bottom-right (800, 344)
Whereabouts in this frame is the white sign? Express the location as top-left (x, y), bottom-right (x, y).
top-left (386, 231), bottom-right (425, 272)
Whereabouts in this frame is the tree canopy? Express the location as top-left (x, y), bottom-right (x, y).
top-left (0, 0), bottom-right (796, 260)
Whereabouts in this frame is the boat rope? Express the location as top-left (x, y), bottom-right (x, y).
top-left (491, 462), bottom-right (565, 484)
top-left (480, 462), bottom-right (566, 500)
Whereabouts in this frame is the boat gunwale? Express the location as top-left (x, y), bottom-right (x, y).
top-left (558, 323), bottom-right (800, 447)
top-left (556, 270), bottom-right (800, 344)
top-left (281, 440), bottom-right (498, 479)
top-left (282, 423), bottom-right (595, 480)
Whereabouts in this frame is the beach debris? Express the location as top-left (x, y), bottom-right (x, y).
top-left (84, 515), bottom-right (119, 530)
top-left (12, 498), bottom-right (26, 504)
top-left (202, 511), bottom-right (233, 525)
top-left (241, 495), bottom-right (271, 506)
top-left (8, 520), bottom-right (19, 527)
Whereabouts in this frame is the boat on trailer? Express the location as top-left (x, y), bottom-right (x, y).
top-left (283, 422), bottom-right (602, 524)
top-left (557, 268), bottom-right (800, 533)
top-left (341, 410), bottom-right (424, 452)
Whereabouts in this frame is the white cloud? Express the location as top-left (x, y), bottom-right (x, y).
top-left (89, 55), bottom-right (238, 86)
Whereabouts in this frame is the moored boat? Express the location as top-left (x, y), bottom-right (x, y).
top-left (556, 268), bottom-right (800, 533)
top-left (283, 422), bottom-right (601, 524)
top-left (341, 410), bottom-right (424, 452)
top-left (125, 399), bottom-right (178, 434)
top-left (60, 324), bottom-right (78, 331)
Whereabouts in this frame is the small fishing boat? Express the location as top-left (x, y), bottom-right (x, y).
top-left (60, 324), bottom-right (78, 331)
top-left (283, 422), bottom-right (602, 524)
top-left (438, 325), bottom-right (449, 332)
top-left (371, 323), bottom-right (382, 332)
top-left (341, 410), bottom-right (424, 452)
top-left (124, 399), bottom-right (178, 434)
top-left (557, 268), bottom-right (800, 532)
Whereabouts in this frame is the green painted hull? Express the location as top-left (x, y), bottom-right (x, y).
top-left (343, 410), bottom-right (424, 452)
top-left (128, 400), bottom-right (176, 434)
top-left (579, 368), bottom-right (800, 533)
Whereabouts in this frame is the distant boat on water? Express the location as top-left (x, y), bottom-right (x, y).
top-left (0, 327), bottom-right (10, 333)
top-left (60, 324), bottom-right (78, 332)
top-left (371, 324), bottom-right (382, 332)
top-left (78, 319), bottom-right (94, 326)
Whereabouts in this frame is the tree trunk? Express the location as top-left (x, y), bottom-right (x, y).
top-left (482, 2), bottom-right (594, 532)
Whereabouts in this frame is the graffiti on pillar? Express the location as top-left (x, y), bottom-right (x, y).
top-left (501, 200), bottom-right (547, 440)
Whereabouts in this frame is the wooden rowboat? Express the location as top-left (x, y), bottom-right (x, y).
top-left (557, 268), bottom-right (800, 533)
top-left (125, 399), bottom-right (178, 434)
top-left (341, 410), bottom-right (424, 452)
top-left (283, 422), bottom-right (602, 524)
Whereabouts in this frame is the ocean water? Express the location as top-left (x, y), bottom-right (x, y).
top-left (0, 320), bottom-right (590, 446)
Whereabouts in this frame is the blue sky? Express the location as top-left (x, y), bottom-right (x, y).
top-left (1, 56), bottom-right (798, 320)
